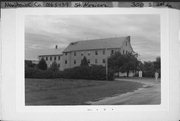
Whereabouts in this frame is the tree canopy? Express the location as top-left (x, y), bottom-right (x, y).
top-left (81, 56), bottom-right (89, 67)
top-left (49, 61), bottom-right (59, 72)
top-left (108, 52), bottom-right (140, 77)
top-left (154, 57), bottom-right (161, 73)
top-left (38, 58), bottom-right (47, 70)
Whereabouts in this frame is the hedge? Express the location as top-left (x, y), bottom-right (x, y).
top-left (25, 65), bottom-right (114, 81)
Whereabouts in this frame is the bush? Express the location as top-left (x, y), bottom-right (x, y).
top-left (143, 71), bottom-right (155, 78)
top-left (49, 61), bottom-right (59, 72)
top-left (25, 65), bottom-right (114, 81)
top-left (62, 65), bottom-right (114, 81)
top-left (25, 66), bottom-right (61, 79)
top-left (38, 58), bottom-right (47, 70)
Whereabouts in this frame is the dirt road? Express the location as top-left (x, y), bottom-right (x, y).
top-left (87, 78), bottom-right (161, 105)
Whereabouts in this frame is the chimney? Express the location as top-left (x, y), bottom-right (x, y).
top-left (55, 45), bottom-right (58, 49)
top-left (127, 36), bottom-right (130, 41)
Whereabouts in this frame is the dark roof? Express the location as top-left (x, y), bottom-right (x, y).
top-left (63, 36), bottom-right (130, 52)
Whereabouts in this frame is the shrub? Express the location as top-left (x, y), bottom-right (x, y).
top-left (49, 61), bottom-right (59, 72)
top-left (38, 58), bottom-right (47, 70)
top-left (25, 66), bottom-right (61, 79)
top-left (62, 65), bottom-right (114, 81)
top-left (143, 71), bottom-right (154, 78)
top-left (25, 64), bottom-right (114, 81)
top-left (80, 56), bottom-right (89, 67)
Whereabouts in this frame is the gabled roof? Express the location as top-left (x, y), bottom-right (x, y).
top-left (63, 36), bottom-right (130, 52)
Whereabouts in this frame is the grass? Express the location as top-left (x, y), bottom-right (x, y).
top-left (25, 78), bottom-right (143, 105)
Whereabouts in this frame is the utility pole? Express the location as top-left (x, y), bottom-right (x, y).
top-left (105, 47), bottom-right (108, 81)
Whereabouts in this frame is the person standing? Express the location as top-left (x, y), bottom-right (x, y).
top-left (139, 70), bottom-right (142, 78)
top-left (155, 72), bottom-right (159, 80)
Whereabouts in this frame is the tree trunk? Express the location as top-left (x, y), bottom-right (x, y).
top-left (127, 71), bottom-right (129, 77)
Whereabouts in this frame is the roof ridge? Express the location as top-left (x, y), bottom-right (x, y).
top-left (74, 36), bottom-right (128, 43)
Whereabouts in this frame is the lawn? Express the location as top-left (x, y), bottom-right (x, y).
top-left (25, 78), bottom-right (143, 105)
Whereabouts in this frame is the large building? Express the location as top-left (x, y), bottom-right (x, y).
top-left (38, 36), bottom-right (134, 71)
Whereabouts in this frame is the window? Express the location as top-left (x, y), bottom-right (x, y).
top-left (102, 59), bottom-right (106, 63)
top-left (81, 52), bottom-right (83, 56)
top-left (95, 51), bottom-right (98, 55)
top-left (74, 52), bottom-right (76, 56)
top-left (103, 50), bottom-right (105, 55)
top-left (74, 60), bottom-right (76, 64)
top-left (126, 42), bottom-right (128, 46)
top-left (50, 56), bottom-right (52, 61)
top-left (46, 57), bottom-right (48, 61)
top-left (88, 52), bottom-right (90, 56)
top-left (111, 50), bottom-right (114, 54)
top-left (54, 56), bottom-right (56, 60)
top-left (58, 56), bottom-right (60, 60)
top-left (95, 59), bottom-right (98, 64)
top-left (123, 50), bottom-right (124, 54)
top-left (58, 64), bottom-right (60, 67)
top-left (65, 53), bottom-right (67, 56)
top-left (65, 60), bottom-right (67, 64)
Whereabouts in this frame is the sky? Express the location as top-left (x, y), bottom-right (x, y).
top-left (25, 14), bottom-right (160, 62)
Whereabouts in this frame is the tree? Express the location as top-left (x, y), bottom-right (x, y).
top-left (142, 61), bottom-right (155, 77)
top-left (140, 57), bottom-right (161, 78)
top-left (108, 52), bottom-right (124, 73)
top-left (120, 53), bottom-right (140, 77)
top-left (154, 57), bottom-right (161, 72)
top-left (38, 58), bottom-right (47, 70)
top-left (25, 60), bottom-right (36, 68)
top-left (108, 52), bottom-right (140, 77)
top-left (80, 56), bottom-right (89, 66)
top-left (49, 61), bottom-right (59, 72)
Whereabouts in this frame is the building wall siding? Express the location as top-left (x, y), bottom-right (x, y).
top-left (39, 38), bottom-right (133, 71)
top-left (39, 55), bottom-right (61, 69)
